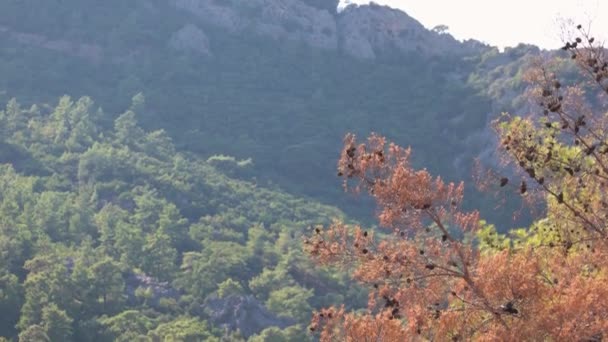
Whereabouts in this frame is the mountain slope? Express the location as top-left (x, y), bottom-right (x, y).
top-left (0, 0), bottom-right (565, 340)
top-left (0, 0), bottom-right (517, 222)
top-left (0, 95), bottom-right (366, 340)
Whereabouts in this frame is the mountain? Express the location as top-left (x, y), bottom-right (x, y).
top-left (0, 0), bottom-right (529, 221)
top-left (0, 1), bottom-right (558, 339)
top-left (170, 0), bottom-right (483, 59)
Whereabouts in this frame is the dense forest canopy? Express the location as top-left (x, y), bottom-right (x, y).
top-left (0, 95), bottom-right (371, 341)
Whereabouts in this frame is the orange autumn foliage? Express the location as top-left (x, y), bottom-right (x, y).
top-left (305, 27), bottom-right (608, 341)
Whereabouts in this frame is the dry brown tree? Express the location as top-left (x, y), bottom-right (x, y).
top-left (305, 26), bottom-right (608, 341)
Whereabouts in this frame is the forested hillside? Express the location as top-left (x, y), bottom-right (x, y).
top-left (0, 95), bottom-right (371, 341)
top-left (0, 0), bottom-right (563, 340)
top-left (0, 0), bottom-right (542, 225)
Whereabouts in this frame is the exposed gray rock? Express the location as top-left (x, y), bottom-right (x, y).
top-left (125, 272), bottom-right (181, 307)
top-left (171, 0), bottom-right (482, 60)
top-left (172, 0), bottom-right (338, 50)
top-left (2, 0), bottom-right (485, 62)
top-left (203, 294), bottom-right (295, 338)
top-left (0, 25), bottom-right (103, 63)
top-left (337, 3), bottom-right (471, 59)
top-left (169, 24), bottom-right (212, 56)
top-left (173, 0), bottom-right (243, 33)
top-left (301, 0), bottom-right (340, 14)
top-left (257, 0), bottom-right (338, 50)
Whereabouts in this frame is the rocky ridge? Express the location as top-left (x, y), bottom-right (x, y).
top-left (0, 0), bottom-right (487, 62)
top-left (171, 0), bottom-right (485, 59)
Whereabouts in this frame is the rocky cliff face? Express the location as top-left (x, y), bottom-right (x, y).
top-left (203, 294), bottom-right (295, 338)
top-left (173, 0), bottom-right (338, 50)
top-left (169, 23), bottom-right (212, 56)
top-left (171, 0), bottom-right (483, 59)
top-left (337, 3), bottom-right (476, 59)
top-left (0, 0), bottom-right (485, 61)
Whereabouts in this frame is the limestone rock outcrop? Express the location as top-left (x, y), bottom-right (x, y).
top-left (169, 23), bottom-right (212, 56)
top-left (204, 294), bottom-right (295, 338)
top-left (170, 0), bottom-right (482, 60)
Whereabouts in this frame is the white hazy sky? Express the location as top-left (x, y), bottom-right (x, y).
top-left (342, 0), bottom-right (608, 49)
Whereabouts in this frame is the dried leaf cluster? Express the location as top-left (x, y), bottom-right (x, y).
top-left (306, 27), bottom-right (608, 341)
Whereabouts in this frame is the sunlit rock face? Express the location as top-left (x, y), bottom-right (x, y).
top-left (170, 0), bottom-right (480, 60)
top-left (337, 3), bottom-right (480, 59)
top-left (172, 0), bottom-right (338, 50)
top-left (169, 24), bottom-right (212, 56)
